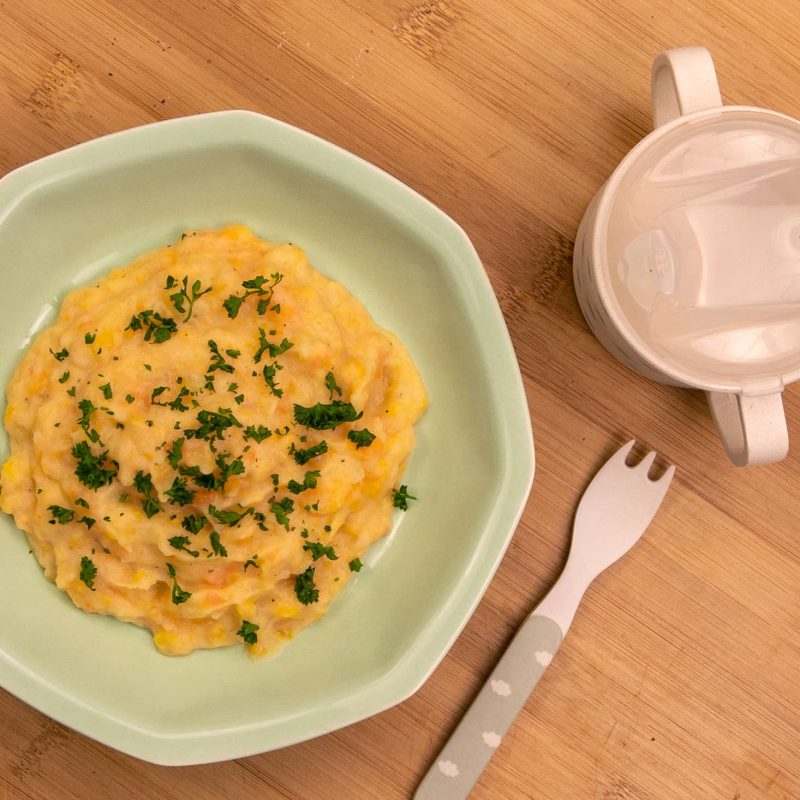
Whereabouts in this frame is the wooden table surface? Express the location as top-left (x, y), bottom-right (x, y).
top-left (2, 2), bottom-right (800, 798)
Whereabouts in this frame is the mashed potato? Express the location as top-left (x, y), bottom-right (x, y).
top-left (0, 225), bottom-right (426, 656)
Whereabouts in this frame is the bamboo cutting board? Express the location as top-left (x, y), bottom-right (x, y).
top-left (1, 2), bottom-right (799, 798)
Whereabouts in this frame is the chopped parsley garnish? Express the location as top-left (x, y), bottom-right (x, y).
top-left (271, 473), bottom-right (279, 487)
top-left (72, 441), bottom-right (118, 489)
top-left (152, 386), bottom-right (190, 411)
top-left (262, 362), bottom-right (283, 397)
top-left (133, 471), bottom-right (163, 517)
top-left (184, 407), bottom-right (242, 448)
top-left (180, 464), bottom-right (218, 489)
top-left (392, 485), bottom-right (416, 511)
top-left (181, 514), bottom-right (207, 534)
top-left (348, 428), bottom-right (376, 449)
top-left (289, 440), bottom-right (328, 465)
top-left (166, 563), bottom-right (191, 604)
top-left (223, 272), bottom-right (283, 318)
top-left (50, 347), bottom-right (69, 362)
top-left (74, 498), bottom-right (90, 509)
top-left (58, 371), bottom-right (70, 384)
top-left (226, 348), bottom-right (241, 358)
top-left (237, 619), bottom-right (259, 644)
top-left (99, 382), bottom-right (112, 400)
top-left (294, 566), bottom-right (319, 605)
top-left (303, 541), bottom-right (338, 561)
top-left (48, 505), bottom-right (74, 525)
top-left (168, 535), bottom-right (200, 557)
top-left (244, 425), bottom-right (271, 443)
top-left (349, 557), bottom-right (363, 573)
top-left (243, 555), bottom-right (258, 571)
top-left (287, 470), bottom-right (320, 495)
top-left (293, 401), bottom-right (362, 430)
top-left (208, 504), bottom-right (253, 526)
top-left (209, 530), bottom-right (228, 557)
top-left (126, 310), bottom-right (178, 343)
top-left (167, 438), bottom-right (184, 469)
top-left (77, 398), bottom-right (100, 443)
top-left (215, 452), bottom-right (245, 490)
top-left (165, 275), bottom-right (212, 322)
top-left (325, 370), bottom-right (342, 399)
top-left (164, 476), bottom-right (195, 506)
top-left (125, 394), bottom-right (135, 404)
top-left (254, 327), bottom-right (293, 363)
top-left (207, 339), bottom-right (235, 376)
top-left (79, 556), bottom-right (97, 590)
top-left (84, 332), bottom-right (96, 344)
top-left (67, 386), bottom-right (77, 397)
top-left (269, 497), bottom-right (294, 529)
top-left (79, 516), bottom-right (96, 529)
top-left (234, 394), bottom-right (245, 405)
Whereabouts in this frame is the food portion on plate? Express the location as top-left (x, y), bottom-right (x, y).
top-left (0, 225), bottom-right (426, 657)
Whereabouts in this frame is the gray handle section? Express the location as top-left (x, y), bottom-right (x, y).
top-left (414, 615), bottom-right (563, 800)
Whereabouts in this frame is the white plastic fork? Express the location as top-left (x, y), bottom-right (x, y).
top-left (414, 441), bottom-right (675, 800)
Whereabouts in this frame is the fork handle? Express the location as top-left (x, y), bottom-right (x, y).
top-left (413, 614), bottom-right (563, 800)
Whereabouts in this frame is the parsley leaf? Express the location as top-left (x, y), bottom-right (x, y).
top-left (349, 557), bottom-right (363, 572)
top-left (152, 386), bottom-right (190, 412)
top-left (99, 383), bottom-right (112, 400)
top-left (287, 470), bottom-right (320, 495)
top-left (303, 541), bottom-right (338, 561)
top-left (79, 516), bottom-right (96, 529)
top-left (215, 452), bottom-right (245, 490)
top-left (168, 535), bottom-right (200, 557)
top-left (289, 440), bottom-right (328, 465)
top-left (237, 619), bottom-right (259, 644)
top-left (126, 310), bottom-right (178, 343)
top-left (262, 362), bottom-right (283, 397)
top-left (392, 485), bottom-right (417, 511)
top-left (184, 407), bottom-right (242, 448)
top-left (294, 566), bottom-right (319, 605)
top-left (209, 530), bottom-right (228, 557)
top-left (254, 327), bottom-right (293, 363)
top-left (58, 371), bottom-right (70, 384)
top-left (181, 514), bottom-right (207, 534)
top-left (165, 275), bottom-right (212, 322)
top-left (325, 370), bottom-right (342, 399)
top-left (133, 471), bottom-right (163, 517)
top-left (208, 504), bottom-right (253, 526)
top-left (269, 496), bottom-right (294, 529)
top-left (48, 505), bottom-right (74, 525)
top-left (207, 339), bottom-right (235, 376)
top-left (77, 398), bottom-right (101, 443)
top-left (167, 438), bottom-right (185, 469)
top-left (84, 332), bottom-right (96, 344)
top-left (164, 476), bottom-right (195, 506)
top-left (72, 441), bottom-right (118, 490)
top-left (293, 401), bottom-right (362, 430)
top-left (125, 394), bottom-right (135, 404)
top-left (223, 273), bottom-right (283, 319)
top-left (50, 347), bottom-right (69, 362)
top-left (243, 555), bottom-right (258, 571)
top-left (79, 556), bottom-right (97, 590)
top-left (165, 563), bottom-right (191, 604)
top-left (74, 498), bottom-right (90, 509)
top-left (348, 428), bottom-right (376, 449)
top-left (244, 425), bottom-right (272, 443)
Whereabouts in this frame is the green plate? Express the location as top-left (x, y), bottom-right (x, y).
top-left (0, 111), bottom-right (534, 765)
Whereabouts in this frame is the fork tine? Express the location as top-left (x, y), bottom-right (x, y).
top-left (637, 451), bottom-right (657, 474)
top-left (658, 464), bottom-right (677, 486)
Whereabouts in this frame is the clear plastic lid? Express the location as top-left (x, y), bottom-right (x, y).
top-left (605, 110), bottom-right (800, 385)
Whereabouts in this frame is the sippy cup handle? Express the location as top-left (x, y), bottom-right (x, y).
top-left (707, 391), bottom-right (789, 466)
top-left (651, 46), bottom-right (722, 127)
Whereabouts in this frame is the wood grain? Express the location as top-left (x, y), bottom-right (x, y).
top-left (1, 1), bottom-right (799, 798)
